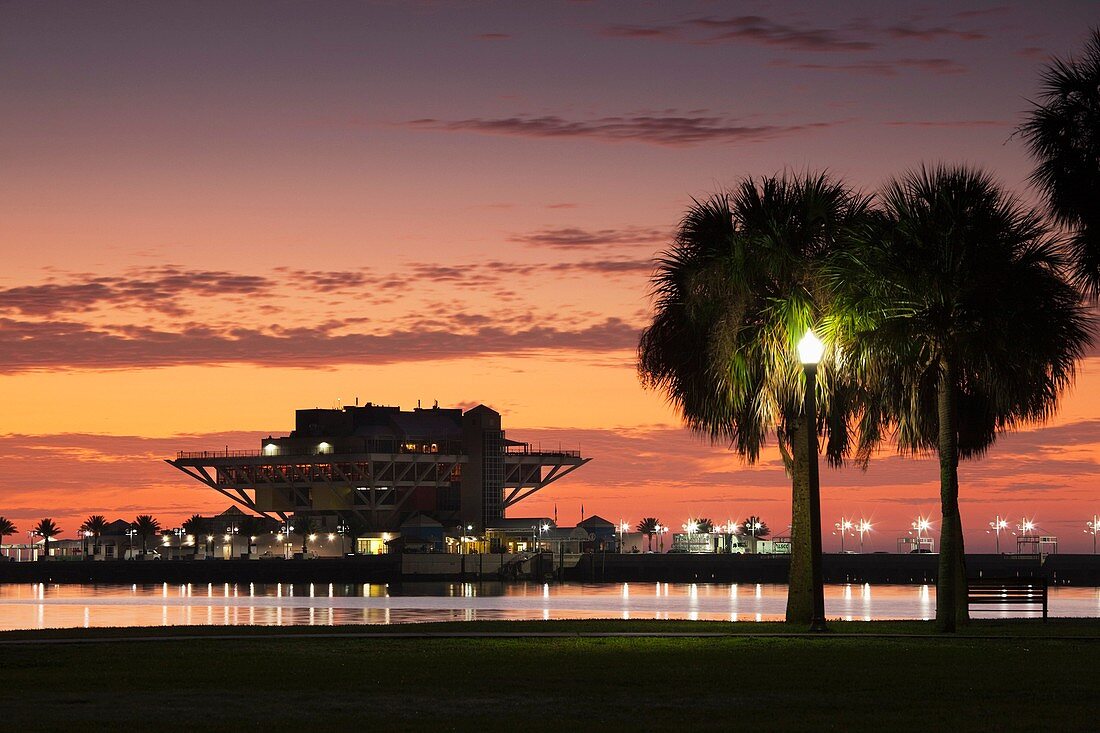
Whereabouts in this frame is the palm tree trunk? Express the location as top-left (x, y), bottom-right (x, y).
top-left (954, 515), bottom-right (970, 627)
top-left (936, 368), bottom-right (961, 633)
top-left (785, 422), bottom-right (813, 624)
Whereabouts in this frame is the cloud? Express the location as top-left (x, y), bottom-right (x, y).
top-left (688, 15), bottom-right (878, 52)
top-left (510, 226), bottom-right (668, 248)
top-left (884, 119), bottom-right (1005, 128)
top-left (1017, 46), bottom-right (1048, 61)
top-left (408, 113), bottom-right (842, 147)
top-left (0, 267), bottom-right (271, 317)
top-left (474, 32), bottom-right (511, 41)
top-left (0, 316), bottom-right (641, 373)
top-left (600, 15), bottom-right (990, 54)
top-left (770, 57), bottom-right (967, 76)
top-left (883, 25), bottom-right (986, 42)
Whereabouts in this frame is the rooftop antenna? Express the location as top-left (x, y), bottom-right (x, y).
top-left (417, 399), bottom-right (421, 409)
top-left (355, 397), bottom-right (359, 406)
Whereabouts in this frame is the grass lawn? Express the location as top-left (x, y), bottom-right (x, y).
top-left (0, 620), bottom-right (1096, 731)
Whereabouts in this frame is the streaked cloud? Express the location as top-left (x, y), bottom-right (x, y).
top-left (408, 113), bottom-right (843, 146)
top-left (510, 226), bottom-right (668, 248)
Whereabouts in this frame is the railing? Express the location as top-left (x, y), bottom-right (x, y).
top-left (176, 441), bottom-right (582, 461)
top-left (505, 445), bottom-right (582, 458)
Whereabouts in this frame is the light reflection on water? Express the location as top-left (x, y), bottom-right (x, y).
top-left (0, 581), bottom-right (1096, 630)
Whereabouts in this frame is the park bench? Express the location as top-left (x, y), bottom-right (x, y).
top-left (967, 577), bottom-right (1048, 619)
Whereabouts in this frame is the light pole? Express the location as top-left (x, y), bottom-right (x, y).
top-left (797, 329), bottom-right (827, 633)
top-left (989, 515), bottom-right (1008, 553)
top-left (856, 519), bottom-right (872, 554)
top-left (1086, 515), bottom-right (1099, 555)
top-left (682, 520), bottom-right (698, 553)
top-left (619, 520), bottom-right (629, 553)
top-left (125, 528), bottom-right (138, 560)
top-left (834, 518), bottom-right (852, 553)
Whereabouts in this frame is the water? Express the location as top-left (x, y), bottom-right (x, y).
top-left (0, 582), bottom-right (1096, 631)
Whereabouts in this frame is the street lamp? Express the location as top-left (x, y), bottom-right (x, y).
top-left (856, 519), bottom-right (872, 554)
top-left (619, 520), bottom-right (629, 553)
top-left (1086, 515), bottom-right (1100, 555)
top-left (797, 328), bottom-right (827, 632)
top-left (989, 515), bottom-right (1008, 553)
top-left (834, 518), bottom-right (853, 553)
top-left (125, 528), bottom-right (138, 560)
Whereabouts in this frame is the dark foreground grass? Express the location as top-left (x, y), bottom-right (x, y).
top-left (0, 620), bottom-right (1096, 731)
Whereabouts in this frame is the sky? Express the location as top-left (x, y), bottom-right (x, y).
top-left (2, 0), bottom-right (1099, 551)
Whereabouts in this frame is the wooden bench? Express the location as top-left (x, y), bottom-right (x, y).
top-left (967, 577), bottom-right (1048, 619)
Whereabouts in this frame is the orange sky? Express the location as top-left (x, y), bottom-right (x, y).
top-left (1, 1), bottom-right (1098, 550)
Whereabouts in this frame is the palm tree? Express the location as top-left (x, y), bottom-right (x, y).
top-left (33, 518), bottom-right (61, 559)
top-left (639, 172), bottom-right (872, 625)
top-left (694, 518), bottom-right (715, 534)
top-left (133, 515), bottom-right (160, 558)
top-left (79, 515), bottom-right (108, 559)
top-left (1020, 29), bottom-right (1100, 296)
top-left (0, 517), bottom-right (16, 559)
top-left (737, 515), bottom-right (771, 539)
top-left (636, 517), bottom-right (660, 551)
top-left (831, 165), bottom-right (1090, 632)
top-left (181, 514), bottom-right (206, 558)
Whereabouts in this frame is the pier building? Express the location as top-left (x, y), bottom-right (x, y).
top-left (167, 402), bottom-right (589, 533)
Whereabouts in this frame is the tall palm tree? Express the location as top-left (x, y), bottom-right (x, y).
top-left (133, 515), bottom-right (160, 558)
top-left (636, 517), bottom-right (660, 551)
top-left (694, 518), bottom-right (715, 534)
top-left (1020, 29), bottom-right (1100, 296)
top-left (33, 518), bottom-right (61, 559)
top-left (79, 515), bottom-right (108, 559)
top-left (639, 172), bottom-right (872, 625)
top-left (831, 164), bottom-right (1090, 632)
top-left (0, 517), bottom-right (16, 558)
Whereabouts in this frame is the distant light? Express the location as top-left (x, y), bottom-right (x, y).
top-left (541, 523), bottom-right (550, 533)
top-left (328, 533), bottom-right (335, 541)
top-left (223, 534), bottom-right (230, 541)
top-left (797, 329), bottom-right (825, 366)
top-left (308, 534), bottom-right (317, 541)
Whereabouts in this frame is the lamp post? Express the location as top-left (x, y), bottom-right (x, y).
top-left (683, 520), bottom-right (698, 553)
top-left (834, 518), bottom-right (852, 553)
top-left (797, 329), bottom-right (827, 632)
top-left (989, 515), bottom-right (1008, 554)
top-left (1087, 515), bottom-right (1099, 555)
top-left (856, 519), bottom-right (872, 554)
top-left (125, 528), bottom-right (138, 560)
top-left (619, 520), bottom-right (629, 553)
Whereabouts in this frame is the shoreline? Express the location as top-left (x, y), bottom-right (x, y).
top-left (3, 552), bottom-right (1100, 585)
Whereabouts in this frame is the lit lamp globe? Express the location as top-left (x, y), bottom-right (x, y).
top-left (797, 329), bottom-right (825, 366)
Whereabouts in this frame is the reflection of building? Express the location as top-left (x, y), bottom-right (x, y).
top-left (168, 402), bottom-right (589, 533)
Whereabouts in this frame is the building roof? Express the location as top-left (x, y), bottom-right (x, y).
top-left (577, 515), bottom-right (614, 528)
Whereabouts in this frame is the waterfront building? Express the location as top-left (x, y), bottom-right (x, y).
top-left (168, 402), bottom-right (589, 533)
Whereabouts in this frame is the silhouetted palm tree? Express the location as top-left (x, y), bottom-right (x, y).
top-left (737, 516), bottom-right (771, 539)
top-left (694, 518), bottom-right (715, 533)
top-left (181, 514), bottom-right (206, 558)
top-left (639, 172), bottom-right (872, 625)
top-left (133, 515), bottom-right (160, 558)
top-left (832, 165), bottom-right (1090, 632)
top-left (636, 517), bottom-right (660, 551)
top-left (33, 518), bottom-right (61, 559)
top-left (0, 517), bottom-right (16, 558)
top-left (1020, 29), bottom-right (1100, 296)
top-left (79, 515), bottom-right (108, 558)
